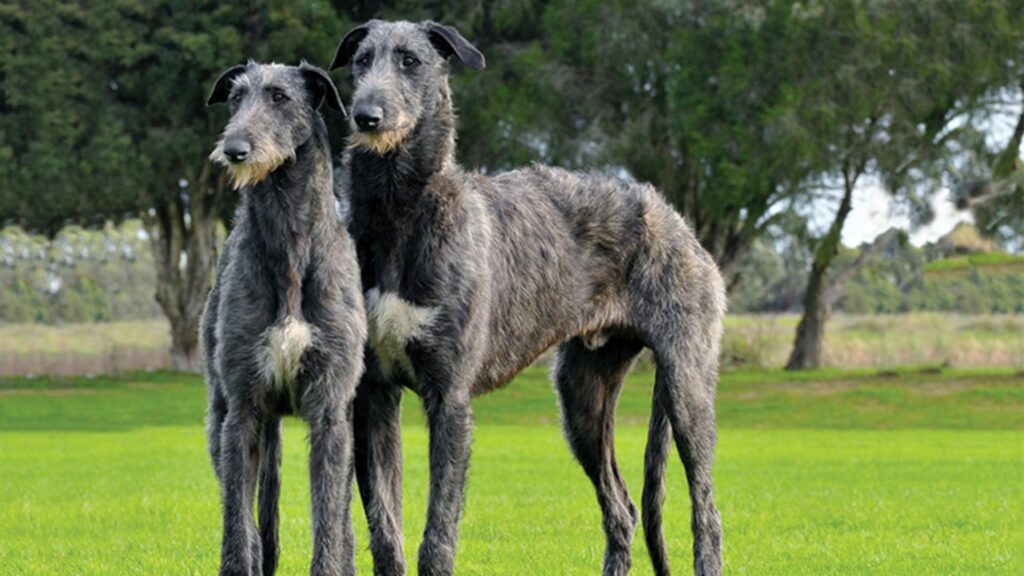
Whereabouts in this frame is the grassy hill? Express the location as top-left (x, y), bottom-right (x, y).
top-left (924, 251), bottom-right (1024, 274)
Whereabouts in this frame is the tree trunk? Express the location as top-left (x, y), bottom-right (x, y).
top-left (993, 81), bottom-right (1024, 180)
top-left (786, 178), bottom-right (856, 370)
top-left (143, 172), bottom-right (222, 373)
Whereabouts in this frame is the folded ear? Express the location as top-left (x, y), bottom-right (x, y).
top-left (331, 21), bottom-right (375, 70)
top-left (206, 64), bottom-right (247, 106)
top-left (424, 22), bottom-right (485, 70)
top-left (299, 62), bottom-right (346, 116)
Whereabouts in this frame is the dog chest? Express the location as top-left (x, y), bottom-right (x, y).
top-left (260, 316), bottom-right (313, 391)
top-left (365, 288), bottom-right (439, 379)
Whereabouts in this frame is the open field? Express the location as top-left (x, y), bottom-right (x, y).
top-left (0, 321), bottom-right (169, 377)
top-left (722, 313), bottom-right (1024, 369)
top-left (1, 313), bottom-right (1023, 377)
top-left (1, 367), bottom-right (1021, 575)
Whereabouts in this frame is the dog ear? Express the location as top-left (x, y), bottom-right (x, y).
top-left (424, 22), bottom-right (485, 71)
top-left (299, 62), bottom-right (346, 116)
top-left (331, 21), bottom-right (375, 70)
top-left (206, 65), bottom-right (247, 107)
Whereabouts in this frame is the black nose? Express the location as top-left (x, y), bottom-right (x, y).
top-left (354, 105), bottom-right (383, 131)
top-left (223, 139), bottom-right (251, 163)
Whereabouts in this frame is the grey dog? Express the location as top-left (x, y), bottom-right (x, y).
top-left (332, 20), bottom-right (726, 576)
top-left (202, 61), bottom-right (366, 576)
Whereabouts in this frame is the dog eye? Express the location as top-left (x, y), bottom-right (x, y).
top-left (230, 92), bottom-right (243, 104)
top-left (272, 92), bottom-right (288, 103)
top-left (401, 55), bottom-right (419, 68)
top-left (356, 54), bottom-right (372, 67)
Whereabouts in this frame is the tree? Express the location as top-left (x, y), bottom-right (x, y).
top-left (344, 1), bottom-right (824, 280)
top-left (518, 1), bottom-right (824, 279)
top-left (0, 2), bottom-right (146, 234)
top-left (951, 87), bottom-right (1024, 251)
top-left (785, 0), bottom-right (1024, 369)
top-left (1, 1), bottom-right (350, 370)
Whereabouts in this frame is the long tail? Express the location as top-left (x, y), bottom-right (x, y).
top-left (642, 388), bottom-right (672, 576)
top-left (259, 418), bottom-right (282, 576)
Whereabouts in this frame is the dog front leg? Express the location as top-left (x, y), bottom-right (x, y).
top-left (354, 377), bottom-right (406, 576)
top-left (307, 396), bottom-right (356, 576)
top-left (417, 386), bottom-right (473, 576)
top-left (219, 403), bottom-right (261, 576)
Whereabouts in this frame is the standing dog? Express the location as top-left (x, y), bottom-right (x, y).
top-left (202, 61), bottom-right (365, 576)
top-left (332, 21), bottom-right (725, 576)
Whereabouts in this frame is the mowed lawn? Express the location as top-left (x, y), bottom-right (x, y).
top-left (1, 367), bottom-right (1022, 575)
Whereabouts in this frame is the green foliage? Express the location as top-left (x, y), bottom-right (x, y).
top-left (0, 1), bottom-right (353, 232)
top-left (726, 238), bottom-right (795, 312)
top-left (0, 1), bottom-right (148, 233)
top-left (336, 1), bottom-right (1024, 275)
top-left (3, 1), bottom-right (1023, 346)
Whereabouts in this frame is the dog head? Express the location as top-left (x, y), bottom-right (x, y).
top-left (207, 61), bottom-right (344, 189)
top-left (330, 20), bottom-right (484, 156)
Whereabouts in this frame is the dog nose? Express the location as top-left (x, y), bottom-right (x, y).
top-left (223, 139), bottom-right (251, 163)
top-left (354, 105), bottom-right (383, 131)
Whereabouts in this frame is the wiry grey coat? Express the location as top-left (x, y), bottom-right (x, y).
top-left (202, 62), bottom-right (365, 576)
top-left (333, 21), bottom-right (725, 576)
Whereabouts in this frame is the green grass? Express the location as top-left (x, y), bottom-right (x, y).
top-left (1, 367), bottom-right (1022, 575)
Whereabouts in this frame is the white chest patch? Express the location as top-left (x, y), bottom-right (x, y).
top-left (365, 288), bottom-right (439, 379)
top-left (262, 316), bottom-right (313, 387)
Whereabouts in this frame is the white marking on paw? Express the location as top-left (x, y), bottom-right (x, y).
top-left (365, 288), bottom-right (438, 378)
top-left (263, 316), bottom-right (312, 387)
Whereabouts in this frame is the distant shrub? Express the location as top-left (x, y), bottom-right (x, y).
top-left (56, 276), bottom-right (110, 323)
top-left (0, 278), bottom-right (51, 323)
top-left (720, 328), bottom-right (775, 369)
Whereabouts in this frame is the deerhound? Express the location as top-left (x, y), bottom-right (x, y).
top-left (202, 61), bottom-right (366, 576)
top-left (331, 20), bottom-right (725, 576)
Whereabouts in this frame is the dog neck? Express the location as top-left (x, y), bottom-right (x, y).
top-left (244, 117), bottom-right (333, 322)
top-left (346, 80), bottom-right (458, 215)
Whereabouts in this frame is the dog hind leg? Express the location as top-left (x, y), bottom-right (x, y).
top-left (649, 336), bottom-right (723, 576)
top-left (554, 336), bottom-right (644, 576)
top-left (642, 392), bottom-right (672, 576)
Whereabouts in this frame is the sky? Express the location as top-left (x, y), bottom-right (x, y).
top-left (841, 186), bottom-right (972, 247)
top-left (840, 98), bottom-right (1023, 248)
